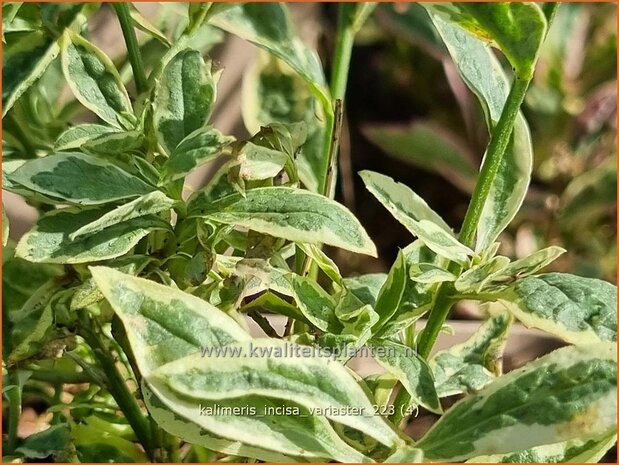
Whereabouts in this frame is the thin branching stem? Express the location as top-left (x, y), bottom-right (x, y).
top-left (113, 3), bottom-right (148, 95)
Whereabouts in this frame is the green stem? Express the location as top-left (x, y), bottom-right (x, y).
top-left (329, 5), bottom-right (355, 102)
top-left (317, 4), bottom-right (356, 197)
top-left (5, 371), bottom-right (22, 455)
top-left (81, 322), bottom-right (154, 459)
top-left (29, 369), bottom-right (94, 384)
top-left (417, 77), bottom-right (531, 359)
top-left (113, 2), bottom-right (148, 95)
top-left (457, 77), bottom-right (531, 248)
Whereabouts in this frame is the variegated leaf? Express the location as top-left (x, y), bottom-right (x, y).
top-left (90, 267), bottom-right (377, 462)
top-left (3, 31), bottom-right (59, 116)
top-left (162, 127), bottom-right (234, 182)
top-left (410, 263), bottom-right (457, 284)
top-left (54, 124), bottom-right (117, 151)
top-left (210, 3), bottom-right (329, 104)
top-left (430, 312), bottom-right (512, 397)
top-left (8, 152), bottom-right (155, 205)
top-left (153, 49), bottom-right (218, 155)
top-left (189, 187), bottom-right (377, 256)
top-left (466, 432), bottom-right (617, 463)
top-left (68, 191), bottom-right (175, 240)
top-left (360, 171), bottom-right (471, 264)
top-left (498, 273), bottom-right (617, 344)
top-left (425, 3), bottom-right (547, 79)
top-left (291, 275), bottom-right (339, 332)
top-left (417, 343), bottom-right (617, 461)
top-left (151, 339), bottom-right (403, 449)
top-left (371, 341), bottom-right (441, 414)
top-left (142, 383), bottom-right (325, 463)
top-left (82, 130), bottom-right (144, 156)
top-left (60, 31), bottom-right (133, 128)
top-left (360, 170), bottom-right (451, 232)
top-left (16, 208), bottom-right (167, 264)
top-left (2, 205), bottom-right (9, 246)
top-left (483, 246), bottom-right (566, 288)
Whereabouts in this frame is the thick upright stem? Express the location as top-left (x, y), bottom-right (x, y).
top-left (318, 4), bottom-right (356, 197)
top-left (329, 5), bottom-right (355, 102)
top-left (457, 77), bottom-right (531, 248)
top-left (113, 3), bottom-right (148, 94)
top-left (416, 77), bottom-right (531, 360)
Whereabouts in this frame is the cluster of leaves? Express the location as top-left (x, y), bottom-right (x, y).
top-left (2, 2), bottom-right (617, 464)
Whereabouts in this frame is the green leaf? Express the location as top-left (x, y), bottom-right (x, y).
top-left (129, 5), bottom-right (170, 47)
top-left (417, 343), bottom-right (617, 461)
top-left (373, 250), bottom-right (407, 332)
top-left (68, 191), bottom-right (175, 240)
top-left (360, 170), bottom-right (451, 232)
top-left (82, 130), bottom-right (145, 156)
top-left (425, 3), bottom-right (547, 79)
top-left (291, 275), bottom-right (339, 332)
top-left (363, 122), bottom-right (477, 193)
top-left (60, 31), bottom-right (133, 128)
top-left (15, 424), bottom-right (71, 460)
top-left (91, 267), bottom-right (374, 462)
top-left (153, 48), bottom-right (218, 155)
top-left (71, 255), bottom-right (153, 311)
top-left (466, 432), bottom-right (617, 463)
top-left (16, 207), bottom-right (168, 264)
top-left (2, 31), bottom-right (59, 116)
top-left (498, 273), bottom-right (617, 344)
top-left (2, 205), bottom-right (9, 246)
top-left (141, 383), bottom-right (298, 463)
top-left (2, 251), bottom-right (63, 314)
top-left (296, 242), bottom-right (342, 284)
top-left (454, 255), bottom-right (510, 294)
top-left (384, 445), bottom-right (424, 463)
top-left (54, 124), bottom-right (117, 151)
top-left (430, 312), bottom-right (512, 398)
top-left (8, 152), bottom-right (155, 205)
top-left (210, 3), bottom-right (329, 104)
top-left (8, 279), bottom-right (60, 364)
top-left (427, 13), bottom-right (534, 252)
top-left (482, 246), bottom-right (566, 289)
top-left (229, 142), bottom-right (289, 187)
top-left (242, 51), bottom-right (319, 135)
top-left (410, 263), bottom-right (457, 284)
top-left (162, 127), bottom-right (234, 182)
top-left (188, 161), bottom-right (237, 205)
top-left (342, 273), bottom-right (386, 308)
top-left (151, 339), bottom-right (403, 449)
top-left (90, 266), bottom-right (250, 377)
top-left (371, 340), bottom-right (441, 414)
top-left (73, 424), bottom-right (148, 463)
top-left (360, 170), bottom-right (471, 264)
top-left (189, 187), bottom-right (377, 256)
